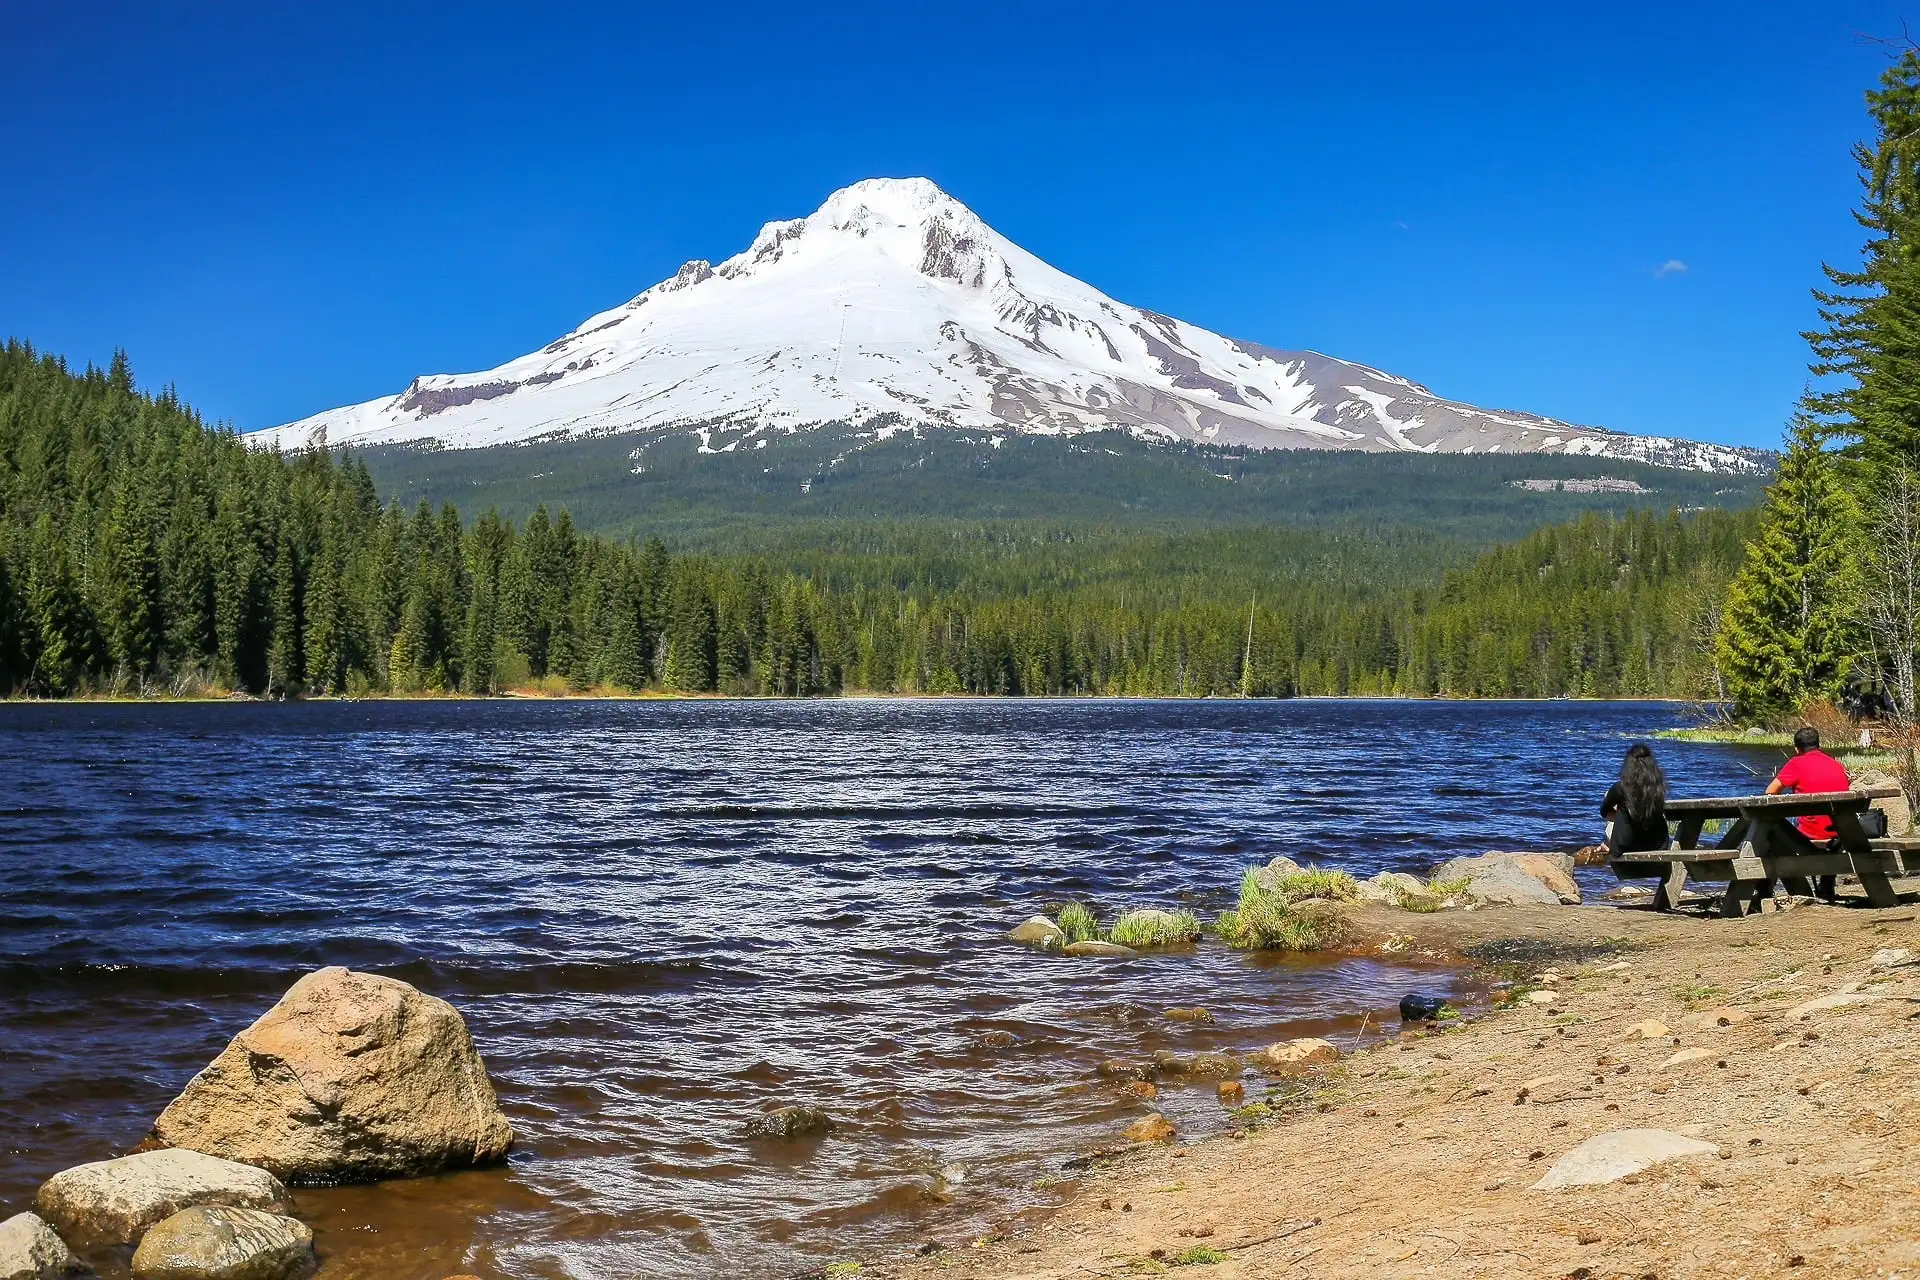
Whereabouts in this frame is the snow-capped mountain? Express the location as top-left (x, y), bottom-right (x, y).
top-left (251, 178), bottom-right (1762, 473)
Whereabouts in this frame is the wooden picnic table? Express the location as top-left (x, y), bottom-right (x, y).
top-left (1610, 785), bottom-right (1918, 916)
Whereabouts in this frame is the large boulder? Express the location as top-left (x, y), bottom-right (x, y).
top-left (147, 967), bottom-right (512, 1184)
top-left (0, 1212), bottom-right (88, 1280)
top-left (1431, 852), bottom-right (1580, 906)
top-left (130, 1206), bottom-right (314, 1280)
top-left (33, 1151), bottom-right (289, 1252)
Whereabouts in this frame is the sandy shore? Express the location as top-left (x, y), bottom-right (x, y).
top-left (867, 897), bottom-right (1920, 1280)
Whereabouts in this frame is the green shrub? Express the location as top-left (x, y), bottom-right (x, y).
top-left (1056, 902), bottom-right (1100, 944)
top-left (1215, 869), bottom-right (1352, 951)
top-left (1109, 908), bottom-right (1203, 948)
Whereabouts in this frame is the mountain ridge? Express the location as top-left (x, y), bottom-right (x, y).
top-left (252, 177), bottom-right (1764, 474)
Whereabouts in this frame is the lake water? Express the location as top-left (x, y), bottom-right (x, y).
top-left (0, 698), bottom-right (1769, 1278)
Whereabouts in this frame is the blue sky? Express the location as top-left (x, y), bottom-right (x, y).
top-left (1, 1), bottom-right (1910, 448)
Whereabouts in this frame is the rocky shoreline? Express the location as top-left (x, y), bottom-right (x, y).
top-left (2, 968), bottom-right (512, 1280)
top-left (863, 893), bottom-right (1920, 1280)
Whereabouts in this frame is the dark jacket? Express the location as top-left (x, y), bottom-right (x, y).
top-left (1602, 782), bottom-right (1668, 854)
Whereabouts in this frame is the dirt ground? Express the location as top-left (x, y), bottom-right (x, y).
top-left (865, 895), bottom-right (1920, 1280)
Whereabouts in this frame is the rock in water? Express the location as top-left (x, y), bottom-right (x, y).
top-left (148, 967), bottom-right (512, 1184)
top-left (130, 1206), bottom-right (314, 1280)
top-left (0, 1212), bottom-right (88, 1279)
top-left (1530, 1129), bottom-right (1720, 1190)
top-left (34, 1151), bottom-right (290, 1252)
top-left (1061, 940), bottom-right (1139, 958)
top-left (1248, 856), bottom-right (1304, 896)
top-left (1006, 916), bottom-right (1066, 949)
top-left (744, 1105), bottom-right (833, 1139)
top-left (1398, 994), bottom-right (1449, 1022)
top-left (1122, 1114), bottom-right (1176, 1143)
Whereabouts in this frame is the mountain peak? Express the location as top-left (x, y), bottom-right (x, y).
top-left (250, 182), bottom-right (1763, 474)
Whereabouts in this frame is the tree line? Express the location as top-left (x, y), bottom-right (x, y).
top-left (1715, 47), bottom-right (1920, 747)
top-left (0, 337), bottom-right (1750, 701)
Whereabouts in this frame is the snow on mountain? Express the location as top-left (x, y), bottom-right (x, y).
top-left (250, 178), bottom-right (1763, 473)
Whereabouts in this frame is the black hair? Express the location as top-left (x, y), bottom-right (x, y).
top-left (1794, 727), bottom-right (1821, 753)
top-left (1618, 743), bottom-right (1667, 823)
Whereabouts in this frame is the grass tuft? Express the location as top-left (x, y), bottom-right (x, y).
top-left (1109, 908), bottom-right (1203, 948)
top-left (1214, 870), bottom-right (1351, 951)
top-left (1262, 867), bottom-right (1359, 903)
top-left (1170, 1245), bottom-right (1227, 1266)
top-left (1056, 902), bottom-right (1101, 944)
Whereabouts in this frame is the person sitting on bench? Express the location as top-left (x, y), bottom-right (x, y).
top-left (1766, 726), bottom-right (1851, 841)
top-left (1602, 743), bottom-right (1669, 855)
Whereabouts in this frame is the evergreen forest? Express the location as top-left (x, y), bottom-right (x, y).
top-left (0, 338), bottom-right (1754, 700)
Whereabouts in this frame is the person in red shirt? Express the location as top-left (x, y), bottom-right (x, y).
top-left (1766, 727), bottom-right (1852, 842)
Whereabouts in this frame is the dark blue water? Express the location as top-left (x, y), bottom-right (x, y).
top-left (0, 698), bottom-right (1765, 1278)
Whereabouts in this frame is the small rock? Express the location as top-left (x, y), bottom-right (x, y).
top-left (1186, 1053), bottom-right (1243, 1077)
top-left (1680, 1008), bottom-right (1752, 1030)
top-left (1662, 1048), bottom-right (1717, 1068)
top-left (130, 1206), bottom-right (313, 1280)
top-left (1787, 990), bottom-right (1896, 1019)
top-left (1248, 856), bottom-right (1304, 895)
top-left (1398, 994), bottom-right (1449, 1022)
top-left (1061, 940), bottom-right (1140, 959)
top-left (1603, 885), bottom-right (1653, 901)
top-left (1531, 1129), bottom-right (1720, 1189)
top-left (34, 1151), bottom-right (291, 1251)
top-left (1096, 1060), bottom-right (1153, 1082)
top-left (1121, 1080), bottom-right (1158, 1101)
top-left (1163, 1007), bottom-right (1214, 1023)
top-left (1151, 1051), bottom-right (1193, 1074)
top-left (1261, 1037), bottom-right (1340, 1072)
top-left (1625, 1019), bottom-right (1671, 1039)
top-left (744, 1105), bottom-right (833, 1139)
top-left (1216, 1081), bottom-right (1245, 1105)
top-left (1007, 916), bottom-right (1066, 950)
top-left (1355, 871), bottom-right (1428, 904)
top-left (977, 1030), bottom-right (1017, 1048)
top-left (1594, 961), bottom-right (1634, 973)
top-left (0, 1212), bottom-right (87, 1280)
top-left (1122, 1114), bottom-right (1176, 1144)
top-left (1869, 947), bottom-right (1916, 970)
top-left (1572, 844), bottom-right (1610, 867)
top-left (1524, 990), bottom-right (1558, 1005)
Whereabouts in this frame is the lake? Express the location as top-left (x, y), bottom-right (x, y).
top-left (0, 698), bottom-right (1769, 1278)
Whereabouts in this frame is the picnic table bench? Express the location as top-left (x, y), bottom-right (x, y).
top-left (1610, 786), bottom-right (1917, 916)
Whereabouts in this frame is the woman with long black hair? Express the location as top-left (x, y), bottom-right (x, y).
top-left (1601, 743), bottom-right (1670, 855)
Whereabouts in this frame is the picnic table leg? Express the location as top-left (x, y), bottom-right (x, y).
top-left (1816, 874), bottom-right (1838, 901)
top-left (1780, 875), bottom-right (1816, 899)
top-left (1718, 877), bottom-right (1771, 918)
top-left (1859, 871), bottom-right (1901, 909)
top-left (1655, 861), bottom-right (1687, 912)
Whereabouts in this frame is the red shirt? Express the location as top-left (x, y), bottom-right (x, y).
top-left (1775, 749), bottom-right (1852, 840)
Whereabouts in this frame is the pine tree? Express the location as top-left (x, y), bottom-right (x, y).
top-left (100, 478), bottom-right (161, 687)
top-left (1807, 49), bottom-right (1920, 473)
top-left (1716, 417), bottom-right (1858, 719)
top-left (267, 532), bottom-right (303, 697)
